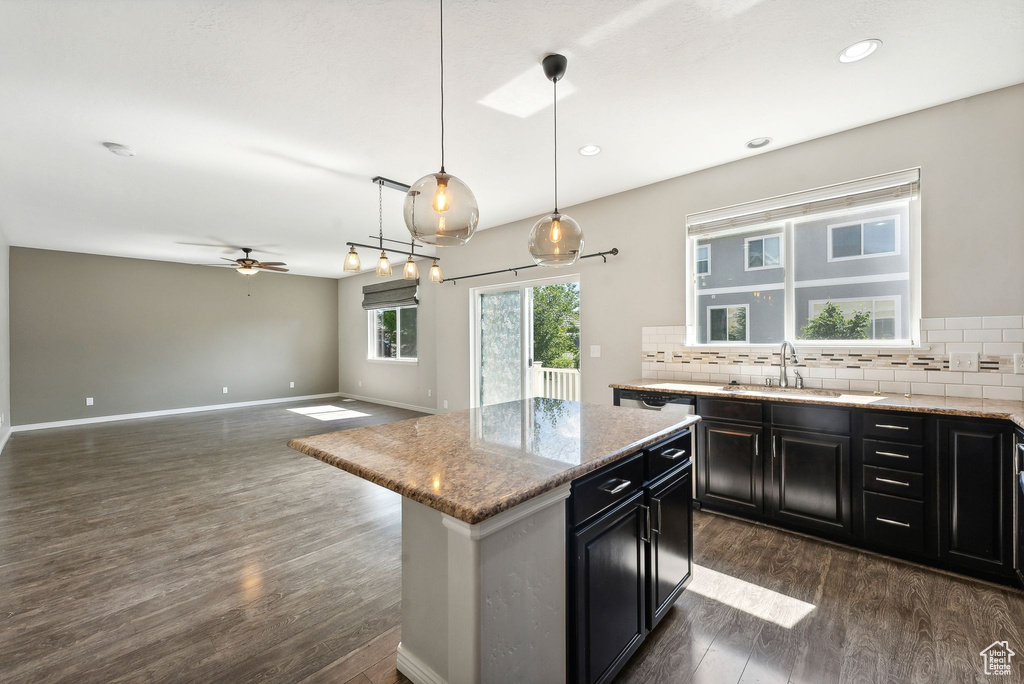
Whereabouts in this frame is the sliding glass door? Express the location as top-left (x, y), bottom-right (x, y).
top-left (471, 275), bottom-right (580, 408)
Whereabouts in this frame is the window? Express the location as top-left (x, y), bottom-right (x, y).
top-left (368, 306), bottom-right (417, 361)
top-left (827, 216), bottom-right (899, 261)
top-left (707, 304), bottom-right (748, 343)
top-left (807, 297), bottom-right (898, 341)
top-left (685, 169), bottom-right (919, 345)
top-left (696, 244), bottom-right (710, 274)
top-left (744, 235), bottom-right (782, 271)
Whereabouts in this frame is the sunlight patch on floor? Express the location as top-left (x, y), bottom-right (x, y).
top-left (688, 564), bottom-right (816, 628)
top-left (287, 405), bottom-right (370, 421)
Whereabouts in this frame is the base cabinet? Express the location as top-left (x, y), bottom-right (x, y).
top-left (769, 428), bottom-right (851, 535)
top-left (647, 465), bottom-right (693, 630)
top-left (938, 420), bottom-right (1013, 574)
top-left (696, 419), bottom-right (763, 514)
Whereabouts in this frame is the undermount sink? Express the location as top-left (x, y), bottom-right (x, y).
top-left (719, 384), bottom-right (842, 398)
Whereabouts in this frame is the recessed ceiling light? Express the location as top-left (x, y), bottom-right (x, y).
top-left (838, 39), bottom-right (882, 63)
top-left (578, 144), bottom-right (602, 156)
top-left (746, 137), bottom-right (772, 149)
top-left (102, 142), bottom-right (136, 157)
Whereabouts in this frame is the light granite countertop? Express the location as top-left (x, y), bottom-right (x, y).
top-left (289, 398), bottom-right (698, 525)
top-left (611, 379), bottom-right (1024, 430)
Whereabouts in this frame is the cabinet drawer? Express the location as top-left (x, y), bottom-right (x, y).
top-left (771, 404), bottom-right (851, 435)
top-left (863, 465), bottom-right (924, 499)
top-left (572, 454), bottom-right (644, 527)
top-left (863, 491), bottom-right (925, 555)
top-left (863, 439), bottom-right (924, 472)
top-left (646, 430), bottom-right (692, 483)
top-left (696, 398), bottom-right (761, 424)
top-left (863, 412), bottom-right (925, 443)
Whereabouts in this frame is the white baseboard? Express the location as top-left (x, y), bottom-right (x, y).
top-left (10, 393), bottom-right (342, 432)
top-left (396, 643), bottom-right (447, 684)
top-left (337, 392), bottom-right (438, 415)
top-left (0, 426), bottom-right (10, 455)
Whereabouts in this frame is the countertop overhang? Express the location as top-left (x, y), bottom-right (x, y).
top-left (611, 379), bottom-right (1024, 429)
top-left (288, 398), bottom-right (699, 525)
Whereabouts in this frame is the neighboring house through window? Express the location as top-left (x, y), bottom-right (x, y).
top-left (707, 304), bottom-right (748, 343)
top-left (696, 244), bottom-right (710, 274)
top-left (744, 234), bottom-right (783, 271)
top-left (828, 216), bottom-right (899, 261)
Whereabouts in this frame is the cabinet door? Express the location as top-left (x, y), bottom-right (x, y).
top-left (648, 465), bottom-right (692, 630)
top-left (938, 420), bottom-right (1012, 574)
top-left (572, 492), bottom-right (648, 684)
top-left (769, 428), bottom-right (851, 534)
top-left (696, 419), bottom-right (763, 513)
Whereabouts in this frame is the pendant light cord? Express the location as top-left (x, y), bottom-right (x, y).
top-left (439, 0), bottom-right (445, 172)
top-left (553, 77), bottom-right (558, 213)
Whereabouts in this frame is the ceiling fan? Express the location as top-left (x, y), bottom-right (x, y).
top-left (209, 247), bottom-right (288, 276)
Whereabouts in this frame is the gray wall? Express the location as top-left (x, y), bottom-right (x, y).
top-left (337, 271), bottom-right (437, 412)
top-left (0, 231), bottom-right (10, 446)
top-left (11, 248), bottom-right (339, 425)
top-left (338, 84), bottom-right (1024, 411)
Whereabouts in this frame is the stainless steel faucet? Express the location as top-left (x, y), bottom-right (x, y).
top-left (779, 340), bottom-right (799, 388)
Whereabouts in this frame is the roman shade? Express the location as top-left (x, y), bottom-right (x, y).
top-left (686, 168), bottom-right (920, 237)
top-left (361, 279), bottom-right (419, 310)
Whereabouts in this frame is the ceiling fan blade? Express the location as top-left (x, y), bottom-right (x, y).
top-left (201, 263), bottom-right (236, 266)
top-left (259, 265), bottom-right (289, 272)
top-left (257, 262), bottom-right (286, 266)
top-left (221, 257), bottom-right (241, 263)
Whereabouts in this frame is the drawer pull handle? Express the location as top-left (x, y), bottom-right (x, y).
top-left (652, 497), bottom-right (662, 534)
top-left (876, 424), bottom-right (910, 431)
top-left (598, 478), bottom-right (632, 495)
top-left (876, 517), bottom-right (911, 528)
top-left (876, 451), bottom-right (910, 459)
top-left (640, 504), bottom-right (651, 543)
top-left (876, 477), bottom-right (909, 487)
top-left (661, 448), bottom-right (687, 460)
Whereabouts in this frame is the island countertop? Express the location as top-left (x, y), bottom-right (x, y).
top-left (288, 398), bottom-right (699, 525)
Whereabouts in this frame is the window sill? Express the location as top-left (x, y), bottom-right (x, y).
top-left (675, 342), bottom-right (931, 353)
top-left (366, 357), bottom-right (419, 365)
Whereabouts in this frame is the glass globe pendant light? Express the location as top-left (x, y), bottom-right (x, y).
top-left (373, 180), bottom-right (392, 277)
top-left (403, 0), bottom-right (479, 246)
top-left (529, 54), bottom-right (584, 267)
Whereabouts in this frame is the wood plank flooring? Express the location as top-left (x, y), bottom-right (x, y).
top-left (1, 399), bottom-right (1021, 683)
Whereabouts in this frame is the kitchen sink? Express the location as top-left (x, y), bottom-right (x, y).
top-left (719, 384), bottom-right (842, 398)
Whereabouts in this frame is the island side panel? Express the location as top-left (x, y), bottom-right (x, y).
top-left (399, 498), bottom-right (450, 684)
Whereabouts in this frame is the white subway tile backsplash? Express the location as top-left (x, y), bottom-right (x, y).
top-left (809, 367), bottom-right (836, 379)
top-left (927, 329), bottom-right (963, 343)
top-left (983, 315), bottom-right (1023, 329)
top-left (1003, 374), bottom-right (1024, 388)
top-left (911, 382), bottom-right (946, 396)
top-left (849, 380), bottom-right (879, 392)
top-left (982, 386), bottom-right (1024, 401)
top-left (946, 342), bottom-right (984, 354)
top-left (964, 373), bottom-right (1004, 386)
top-left (945, 385), bottom-right (983, 399)
top-left (984, 342), bottom-right (1024, 356)
top-left (945, 316), bottom-right (983, 330)
top-left (920, 318), bottom-right (945, 331)
top-left (821, 378), bottom-right (850, 391)
top-left (895, 370), bottom-right (929, 383)
top-left (927, 371), bottom-right (962, 384)
top-left (1004, 329), bottom-right (1024, 342)
top-left (879, 381), bottom-right (910, 394)
top-left (963, 329), bottom-right (1003, 343)
top-left (863, 369), bottom-right (895, 381)
top-left (835, 368), bottom-right (863, 380)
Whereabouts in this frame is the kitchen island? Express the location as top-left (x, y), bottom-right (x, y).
top-left (289, 398), bottom-right (698, 684)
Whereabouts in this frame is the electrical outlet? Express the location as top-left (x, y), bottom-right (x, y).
top-left (443, 399), bottom-right (448, 409)
top-left (222, 387), bottom-right (228, 394)
top-left (428, 389), bottom-right (432, 397)
top-left (1014, 353), bottom-right (1024, 374)
top-left (289, 381), bottom-right (295, 388)
top-left (86, 397), bottom-right (94, 406)
top-left (590, 345), bottom-right (602, 358)
top-left (949, 352), bottom-right (978, 372)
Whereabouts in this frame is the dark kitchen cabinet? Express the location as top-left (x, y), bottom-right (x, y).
top-left (769, 428), bottom-right (852, 535)
top-left (697, 419), bottom-right (763, 514)
top-left (571, 491), bottom-right (648, 684)
top-left (647, 465), bottom-right (692, 630)
top-left (938, 420), bottom-right (1012, 574)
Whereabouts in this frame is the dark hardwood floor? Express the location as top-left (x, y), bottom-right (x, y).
top-left (1, 399), bottom-right (1021, 683)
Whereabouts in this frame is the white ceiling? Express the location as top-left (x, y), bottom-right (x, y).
top-left (1, 0), bottom-right (1022, 277)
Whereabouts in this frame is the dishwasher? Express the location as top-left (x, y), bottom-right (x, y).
top-left (615, 389), bottom-right (698, 501)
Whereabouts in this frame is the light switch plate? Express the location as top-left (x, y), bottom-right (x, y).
top-left (222, 387), bottom-right (228, 394)
top-left (86, 397), bottom-right (94, 406)
top-left (1014, 353), bottom-right (1024, 374)
top-left (289, 381), bottom-right (295, 388)
top-left (590, 345), bottom-right (601, 358)
top-left (949, 352), bottom-right (978, 372)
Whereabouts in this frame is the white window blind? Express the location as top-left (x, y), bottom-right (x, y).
top-left (686, 168), bottom-right (920, 237)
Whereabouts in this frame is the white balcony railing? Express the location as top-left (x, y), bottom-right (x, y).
top-left (532, 362), bottom-right (581, 401)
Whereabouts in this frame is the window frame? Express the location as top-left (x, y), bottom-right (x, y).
top-left (826, 214), bottom-right (901, 263)
top-left (743, 234), bottom-right (784, 272)
top-left (806, 295), bottom-right (901, 342)
top-left (706, 303), bottom-right (749, 344)
top-left (695, 244), bottom-right (711, 275)
top-left (686, 198), bottom-right (919, 348)
top-left (366, 305), bottom-right (418, 363)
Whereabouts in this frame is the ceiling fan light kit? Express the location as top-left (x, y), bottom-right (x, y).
top-left (528, 53), bottom-right (584, 267)
top-left (211, 247), bottom-right (289, 277)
